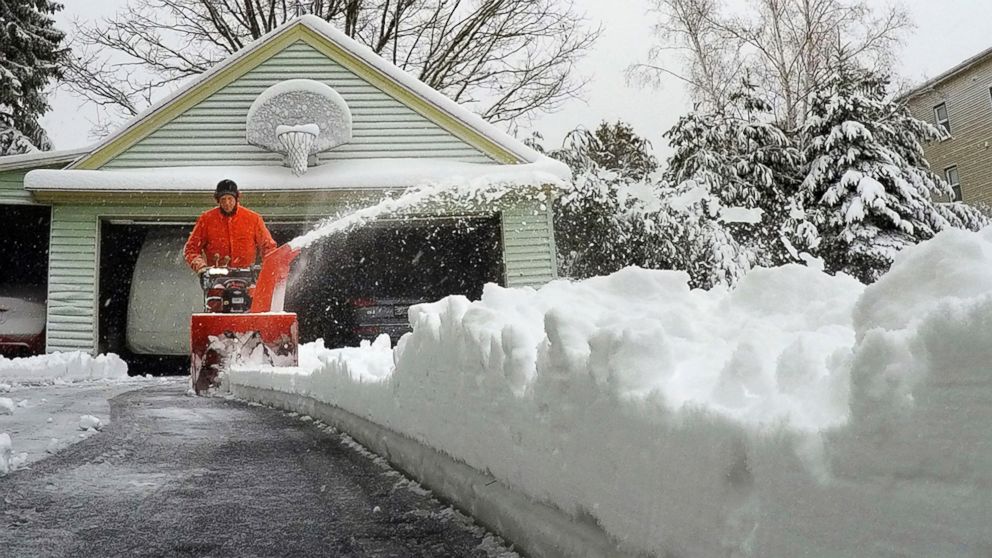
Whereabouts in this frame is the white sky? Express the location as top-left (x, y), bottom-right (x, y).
top-left (41, 0), bottom-right (992, 159)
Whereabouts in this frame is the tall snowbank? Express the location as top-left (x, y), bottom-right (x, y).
top-left (230, 226), bottom-right (992, 557)
top-left (0, 352), bottom-right (129, 385)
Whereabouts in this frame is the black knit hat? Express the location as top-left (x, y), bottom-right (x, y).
top-left (215, 179), bottom-right (239, 199)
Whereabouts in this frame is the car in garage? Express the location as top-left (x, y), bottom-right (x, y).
top-left (0, 285), bottom-right (46, 357)
top-left (349, 295), bottom-right (429, 344)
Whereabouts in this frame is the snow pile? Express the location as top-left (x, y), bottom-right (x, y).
top-left (0, 432), bottom-right (27, 475)
top-left (0, 352), bottom-right (129, 385)
top-left (230, 226), bottom-right (992, 557)
top-left (78, 415), bottom-right (103, 431)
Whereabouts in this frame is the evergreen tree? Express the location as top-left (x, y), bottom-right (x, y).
top-left (557, 121), bottom-right (659, 181)
top-left (549, 121), bottom-right (667, 278)
top-left (796, 65), bottom-right (990, 282)
top-left (661, 83), bottom-right (802, 287)
top-left (0, 0), bottom-right (68, 155)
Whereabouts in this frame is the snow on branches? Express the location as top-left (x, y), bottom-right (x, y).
top-left (0, 0), bottom-right (68, 155)
top-left (551, 68), bottom-right (988, 288)
top-left (797, 66), bottom-right (989, 282)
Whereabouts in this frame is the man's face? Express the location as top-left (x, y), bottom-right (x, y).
top-left (217, 194), bottom-right (238, 215)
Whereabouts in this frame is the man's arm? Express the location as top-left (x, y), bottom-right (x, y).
top-left (256, 215), bottom-right (278, 258)
top-left (184, 216), bottom-right (208, 273)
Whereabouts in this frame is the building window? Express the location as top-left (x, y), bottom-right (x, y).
top-left (933, 103), bottom-right (950, 134)
top-left (945, 166), bottom-right (962, 201)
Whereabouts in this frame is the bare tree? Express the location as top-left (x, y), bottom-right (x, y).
top-left (64, 0), bottom-right (599, 134)
top-left (630, 0), bottom-right (910, 129)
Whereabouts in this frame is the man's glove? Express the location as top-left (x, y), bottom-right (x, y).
top-left (191, 256), bottom-right (208, 275)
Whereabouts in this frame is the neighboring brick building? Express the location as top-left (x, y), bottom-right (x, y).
top-left (904, 46), bottom-right (992, 208)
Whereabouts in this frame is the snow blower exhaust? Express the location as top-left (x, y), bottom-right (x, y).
top-left (190, 244), bottom-right (301, 394)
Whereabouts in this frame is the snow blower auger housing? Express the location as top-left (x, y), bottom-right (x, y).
top-left (191, 244), bottom-right (301, 394)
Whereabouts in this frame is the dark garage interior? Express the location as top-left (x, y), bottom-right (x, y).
top-left (0, 204), bottom-right (51, 356)
top-left (99, 215), bottom-right (502, 374)
top-left (0, 205), bottom-right (51, 288)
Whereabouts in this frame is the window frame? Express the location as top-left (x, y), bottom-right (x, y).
top-left (933, 102), bottom-right (951, 135)
top-left (944, 165), bottom-right (962, 202)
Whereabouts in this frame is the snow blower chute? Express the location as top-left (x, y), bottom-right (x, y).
top-left (190, 244), bottom-right (301, 394)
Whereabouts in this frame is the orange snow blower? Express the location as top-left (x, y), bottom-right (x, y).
top-left (190, 244), bottom-right (301, 394)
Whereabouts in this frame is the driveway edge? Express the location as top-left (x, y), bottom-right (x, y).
top-left (229, 384), bottom-right (637, 558)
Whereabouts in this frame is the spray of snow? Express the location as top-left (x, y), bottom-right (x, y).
top-left (231, 225), bottom-right (992, 556)
top-left (289, 165), bottom-right (567, 250)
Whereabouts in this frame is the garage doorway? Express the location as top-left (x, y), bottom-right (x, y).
top-left (0, 205), bottom-right (51, 356)
top-left (288, 215), bottom-right (502, 347)
top-left (98, 215), bottom-right (502, 372)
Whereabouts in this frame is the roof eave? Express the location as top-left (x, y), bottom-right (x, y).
top-left (0, 147), bottom-right (91, 173)
top-left (902, 46), bottom-right (992, 102)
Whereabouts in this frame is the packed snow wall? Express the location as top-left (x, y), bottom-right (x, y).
top-left (228, 226), bottom-right (992, 557)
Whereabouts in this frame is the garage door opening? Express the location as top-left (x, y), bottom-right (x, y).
top-left (287, 215), bottom-right (502, 348)
top-left (0, 205), bottom-right (50, 356)
top-left (99, 222), bottom-right (304, 374)
top-left (99, 215), bottom-right (501, 373)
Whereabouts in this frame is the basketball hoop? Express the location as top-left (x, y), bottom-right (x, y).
top-left (277, 124), bottom-right (319, 176)
top-left (245, 80), bottom-right (352, 177)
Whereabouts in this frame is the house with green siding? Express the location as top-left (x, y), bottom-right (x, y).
top-left (0, 15), bottom-right (567, 363)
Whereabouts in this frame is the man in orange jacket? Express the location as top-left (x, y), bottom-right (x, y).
top-left (184, 179), bottom-right (277, 274)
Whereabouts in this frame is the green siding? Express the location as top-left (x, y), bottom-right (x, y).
top-left (103, 41), bottom-right (493, 169)
top-left (501, 201), bottom-right (557, 287)
top-left (47, 206), bottom-right (100, 353)
top-left (0, 170), bottom-right (37, 205)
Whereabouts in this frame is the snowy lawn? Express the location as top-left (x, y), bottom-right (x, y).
top-left (0, 353), bottom-right (174, 475)
top-left (229, 226), bottom-right (992, 557)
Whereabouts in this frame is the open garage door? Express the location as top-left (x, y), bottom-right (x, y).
top-left (100, 215), bottom-right (501, 368)
top-left (287, 216), bottom-right (502, 348)
top-left (0, 205), bottom-right (50, 356)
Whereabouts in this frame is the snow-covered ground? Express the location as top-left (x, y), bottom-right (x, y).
top-left (228, 226), bottom-right (992, 557)
top-left (0, 352), bottom-right (173, 475)
top-left (4, 227), bottom-right (990, 555)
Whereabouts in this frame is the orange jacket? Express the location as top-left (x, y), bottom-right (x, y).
top-left (184, 205), bottom-right (277, 271)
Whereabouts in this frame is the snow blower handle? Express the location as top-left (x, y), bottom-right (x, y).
top-left (250, 244), bottom-right (301, 313)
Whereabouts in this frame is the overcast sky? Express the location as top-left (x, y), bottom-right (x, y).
top-left (40, 0), bottom-right (992, 159)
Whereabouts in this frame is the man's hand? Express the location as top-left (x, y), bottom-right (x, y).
top-left (191, 256), bottom-right (208, 274)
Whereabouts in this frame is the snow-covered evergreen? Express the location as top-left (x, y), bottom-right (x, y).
top-left (661, 85), bottom-right (802, 287)
top-left (0, 0), bottom-right (68, 155)
top-left (545, 68), bottom-right (988, 287)
top-left (550, 122), bottom-right (667, 279)
top-left (797, 66), bottom-right (990, 282)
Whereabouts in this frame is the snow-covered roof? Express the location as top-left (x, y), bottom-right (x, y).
top-left (71, 15), bottom-right (546, 170)
top-left (902, 45), bottom-right (992, 101)
top-left (26, 157), bottom-right (570, 193)
top-left (0, 147), bottom-right (90, 173)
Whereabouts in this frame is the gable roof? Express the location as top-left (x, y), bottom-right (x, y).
top-left (70, 15), bottom-right (546, 170)
top-left (903, 46), bottom-right (992, 101)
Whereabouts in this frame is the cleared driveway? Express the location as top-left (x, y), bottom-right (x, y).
top-left (0, 384), bottom-right (516, 557)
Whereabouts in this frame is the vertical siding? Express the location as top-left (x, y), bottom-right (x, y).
top-left (103, 41), bottom-right (493, 169)
top-left (906, 55), bottom-right (992, 207)
top-left (46, 206), bottom-right (99, 354)
top-left (501, 200), bottom-right (558, 288)
top-left (0, 170), bottom-right (36, 205)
